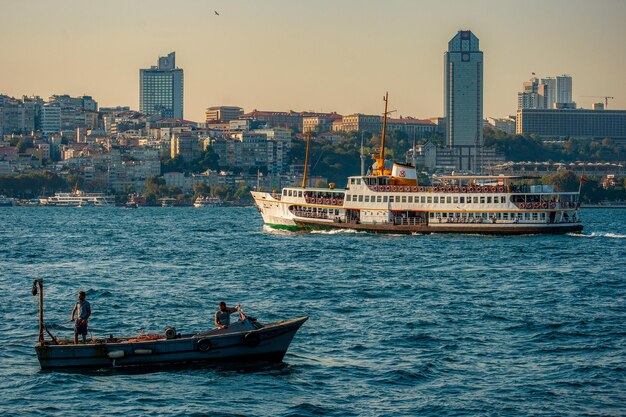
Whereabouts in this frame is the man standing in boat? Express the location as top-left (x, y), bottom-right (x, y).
top-left (70, 291), bottom-right (91, 344)
top-left (214, 301), bottom-right (240, 329)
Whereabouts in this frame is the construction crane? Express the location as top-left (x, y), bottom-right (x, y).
top-left (581, 96), bottom-right (615, 107)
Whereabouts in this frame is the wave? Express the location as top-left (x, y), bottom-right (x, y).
top-left (568, 232), bottom-right (626, 239)
top-left (310, 229), bottom-right (363, 235)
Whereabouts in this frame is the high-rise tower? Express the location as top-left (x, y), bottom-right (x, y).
top-left (139, 52), bottom-right (184, 119)
top-left (444, 30), bottom-right (483, 171)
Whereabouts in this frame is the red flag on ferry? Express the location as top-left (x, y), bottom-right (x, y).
top-left (580, 176), bottom-right (589, 183)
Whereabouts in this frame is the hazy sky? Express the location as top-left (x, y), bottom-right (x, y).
top-left (1, 0), bottom-right (625, 122)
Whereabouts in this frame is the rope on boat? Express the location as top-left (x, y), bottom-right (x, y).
top-left (0, 319), bottom-right (73, 349)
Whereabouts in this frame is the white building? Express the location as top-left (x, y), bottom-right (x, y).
top-left (41, 102), bottom-right (61, 135)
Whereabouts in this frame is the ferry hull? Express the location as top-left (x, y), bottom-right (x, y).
top-left (294, 219), bottom-right (583, 235)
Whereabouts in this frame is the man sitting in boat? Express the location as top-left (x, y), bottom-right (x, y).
top-left (70, 291), bottom-right (91, 344)
top-left (214, 302), bottom-right (240, 329)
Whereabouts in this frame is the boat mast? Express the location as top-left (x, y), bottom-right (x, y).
top-left (32, 279), bottom-right (44, 343)
top-left (374, 92), bottom-right (389, 176)
top-left (301, 128), bottom-right (311, 188)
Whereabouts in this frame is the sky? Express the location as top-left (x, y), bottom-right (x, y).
top-left (1, 0), bottom-right (625, 122)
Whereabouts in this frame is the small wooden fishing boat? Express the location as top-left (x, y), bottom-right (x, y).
top-left (32, 280), bottom-right (307, 369)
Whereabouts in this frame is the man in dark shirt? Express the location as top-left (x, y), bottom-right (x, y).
top-left (70, 291), bottom-right (91, 344)
top-left (214, 301), bottom-right (240, 329)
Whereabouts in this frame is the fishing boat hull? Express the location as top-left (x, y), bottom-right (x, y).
top-left (35, 317), bottom-right (307, 369)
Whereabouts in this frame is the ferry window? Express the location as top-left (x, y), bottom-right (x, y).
top-left (383, 196), bottom-right (388, 203)
top-left (433, 197), bottom-right (438, 203)
top-left (473, 197), bottom-right (478, 204)
top-left (283, 189), bottom-right (287, 196)
top-left (408, 196), bottom-right (413, 203)
top-left (421, 196), bottom-right (425, 203)
top-left (429, 212), bottom-right (435, 218)
top-left (377, 196), bottom-right (382, 203)
top-left (487, 197), bottom-right (492, 203)
top-left (540, 213), bottom-right (546, 220)
top-left (350, 179), bottom-right (355, 184)
top-left (402, 196), bottom-right (407, 203)
top-left (365, 196), bottom-right (370, 203)
top-left (427, 197), bottom-right (432, 203)
top-left (358, 195), bottom-right (363, 202)
top-left (480, 197), bottom-right (485, 204)
top-left (460, 197), bottom-right (465, 204)
top-left (442, 213), bottom-right (447, 218)
top-left (298, 191), bottom-right (302, 198)
top-left (446, 197), bottom-right (452, 204)
top-left (503, 213), bottom-right (508, 220)
top-left (532, 213), bottom-right (538, 221)
top-left (335, 210), bottom-right (339, 215)
top-left (389, 196), bottom-right (395, 203)
top-left (287, 190), bottom-right (292, 197)
top-left (453, 197), bottom-right (459, 204)
top-left (356, 179), bottom-right (361, 185)
top-left (525, 213), bottom-right (530, 220)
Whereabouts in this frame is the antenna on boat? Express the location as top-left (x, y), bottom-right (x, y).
top-left (302, 128), bottom-right (311, 188)
top-left (360, 132), bottom-right (365, 176)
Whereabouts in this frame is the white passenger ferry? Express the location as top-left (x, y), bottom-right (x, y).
top-left (41, 190), bottom-right (115, 207)
top-left (252, 94), bottom-right (583, 235)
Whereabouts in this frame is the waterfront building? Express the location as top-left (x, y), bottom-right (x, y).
top-left (205, 106), bottom-right (243, 123)
top-left (515, 108), bottom-right (626, 141)
top-left (444, 30), bottom-right (484, 170)
top-left (139, 52), bottom-right (184, 119)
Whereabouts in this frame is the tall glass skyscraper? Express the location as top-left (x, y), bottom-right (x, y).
top-left (444, 30), bottom-right (483, 170)
top-left (445, 30), bottom-right (483, 147)
top-left (140, 52), bottom-right (184, 119)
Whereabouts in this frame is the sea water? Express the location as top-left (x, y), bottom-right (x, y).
top-left (0, 207), bottom-right (624, 416)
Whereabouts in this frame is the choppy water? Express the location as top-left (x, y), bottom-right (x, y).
top-left (0, 207), bottom-right (625, 416)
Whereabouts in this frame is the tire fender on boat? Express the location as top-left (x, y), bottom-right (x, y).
top-left (243, 332), bottom-right (260, 347)
top-left (196, 338), bottom-right (212, 352)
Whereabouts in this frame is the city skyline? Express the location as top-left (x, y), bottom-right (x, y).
top-left (1, 0), bottom-right (625, 122)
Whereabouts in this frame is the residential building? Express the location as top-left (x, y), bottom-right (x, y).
top-left (444, 30), bottom-right (484, 170)
top-left (41, 102), bottom-right (61, 135)
top-left (541, 77), bottom-right (556, 108)
top-left (140, 52), bottom-right (184, 119)
top-left (205, 106), bottom-right (244, 123)
top-left (486, 117), bottom-right (516, 135)
top-left (170, 133), bottom-right (201, 162)
top-left (515, 108), bottom-right (626, 141)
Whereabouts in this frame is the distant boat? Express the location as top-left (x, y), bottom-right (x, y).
top-left (0, 195), bottom-right (15, 207)
top-left (31, 280), bottom-right (307, 369)
top-left (193, 196), bottom-right (223, 208)
top-left (41, 191), bottom-right (114, 207)
top-left (159, 198), bottom-right (176, 208)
